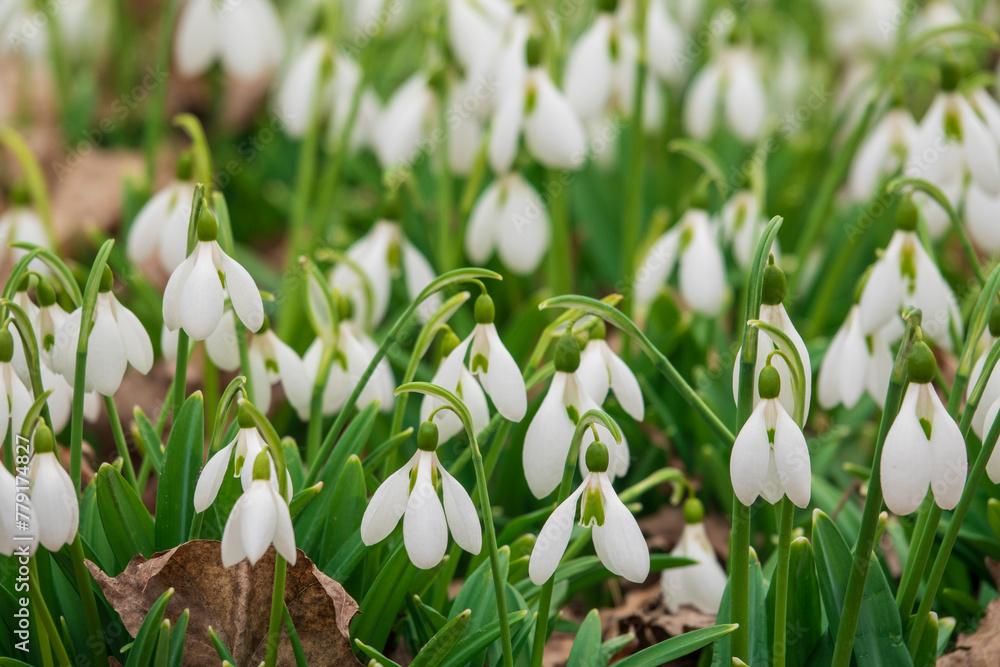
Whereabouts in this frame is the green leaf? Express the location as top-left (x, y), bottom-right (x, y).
top-left (208, 626), bottom-right (236, 663)
top-left (599, 633), bottom-right (635, 663)
top-left (412, 596), bottom-right (448, 634)
top-left (155, 392), bottom-right (205, 550)
top-left (567, 609), bottom-right (604, 667)
top-left (323, 529), bottom-right (370, 580)
top-left (283, 437), bottom-right (305, 492)
top-left (289, 483), bottom-right (324, 519)
top-left (320, 455), bottom-right (368, 565)
top-left (912, 612), bottom-right (938, 667)
top-left (449, 546), bottom-right (510, 665)
top-left (765, 537), bottom-right (823, 667)
top-left (987, 498), bottom-right (1000, 543)
top-left (153, 621), bottom-right (171, 667)
top-left (168, 609), bottom-right (189, 667)
top-left (351, 542), bottom-right (420, 650)
top-left (812, 510), bottom-right (912, 667)
top-left (711, 550), bottom-right (768, 667)
top-left (354, 639), bottom-right (404, 667)
top-left (410, 609), bottom-right (472, 667)
top-left (124, 588), bottom-right (173, 667)
top-left (615, 624), bottom-right (740, 667)
top-left (438, 611), bottom-right (529, 667)
top-left (96, 463), bottom-right (155, 574)
top-left (134, 407), bottom-right (165, 475)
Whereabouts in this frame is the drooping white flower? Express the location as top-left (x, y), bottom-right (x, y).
top-left (847, 107), bottom-right (917, 202)
top-left (529, 440), bottom-right (648, 584)
top-left (28, 423), bottom-right (78, 552)
top-left (194, 409), bottom-right (293, 513)
top-left (419, 332), bottom-right (490, 442)
top-left (465, 173), bottom-right (550, 275)
top-left (857, 200), bottom-right (962, 350)
top-left (575, 321), bottom-right (644, 421)
top-left (963, 88), bottom-right (1000, 252)
top-left (646, 0), bottom-right (687, 86)
top-left (720, 190), bottom-right (779, 270)
top-left (0, 188), bottom-right (52, 275)
top-left (683, 47), bottom-right (766, 143)
top-left (127, 157), bottom-right (195, 275)
top-left (302, 321), bottom-right (395, 416)
top-left (162, 209), bottom-right (264, 341)
top-left (373, 74), bottom-right (436, 169)
top-left (732, 263), bottom-right (812, 423)
top-left (523, 333), bottom-right (628, 498)
top-left (730, 366), bottom-right (812, 507)
top-left (328, 220), bottom-right (439, 327)
top-left (447, 0), bottom-right (511, 92)
top-left (881, 342), bottom-right (966, 514)
top-left (661, 499), bottom-right (727, 614)
top-left (361, 422), bottom-right (482, 569)
top-left (51, 271), bottom-right (153, 396)
top-left (174, 0), bottom-right (285, 80)
top-left (464, 294), bottom-right (526, 422)
top-left (564, 7), bottom-right (644, 121)
top-left (634, 208), bottom-right (727, 316)
top-left (818, 305), bottom-right (896, 410)
top-left (221, 451), bottom-right (297, 567)
top-left (1, 462), bottom-right (34, 556)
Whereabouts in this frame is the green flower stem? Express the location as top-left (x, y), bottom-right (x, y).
top-left (772, 498), bottom-right (795, 667)
top-left (897, 503), bottom-right (941, 618)
top-left (531, 410), bottom-right (622, 667)
top-left (171, 330), bottom-right (191, 418)
top-left (104, 395), bottom-right (138, 491)
top-left (29, 557), bottom-right (72, 667)
top-left (266, 556), bottom-right (288, 667)
top-left (307, 345), bottom-right (336, 464)
top-left (830, 312), bottom-right (921, 667)
top-left (547, 172), bottom-right (572, 297)
top-left (69, 534), bottom-right (110, 666)
top-left (142, 0), bottom-right (181, 189)
top-left (436, 82), bottom-right (455, 273)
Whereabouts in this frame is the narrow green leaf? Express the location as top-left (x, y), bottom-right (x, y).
top-left (438, 611), bottom-right (529, 667)
top-left (96, 463), bottom-right (155, 574)
top-left (765, 537), bottom-right (822, 667)
top-left (354, 639), bottom-right (404, 667)
top-left (320, 455), bottom-right (367, 565)
top-left (410, 609), bottom-right (472, 667)
top-left (208, 627), bottom-right (236, 663)
top-left (617, 624), bottom-right (739, 667)
top-left (351, 542), bottom-right (420, 650)
top-left (124, 588), bottom-right (174, 667)
top-left (134, 407), bottom-right (165, 475)
top-left (155, 392), bottom-right (204, 550)
top-left (168, 609), bottom-right (189, 667)
top-left (567, 609), bottom-right (604, 667)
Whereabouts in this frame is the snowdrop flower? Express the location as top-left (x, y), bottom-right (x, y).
top-left (523, 332), bottom-right (628, 498)
top-left (163, 207), bottom-right (264, 340)
top-left (302, 318), bottom-right (395, 416)
top-left (857, 199), bottom-right (961, 350)
top-left (174, 0), bottom-right (285, 80)
top-left (465, 294), bottom-right (526, 422)
top-left (684, 47), bottom-right (766, 143)
top-left (0, 184), bottom-right (51, 275)
top-left (466, 173), bottom-right (550, 275)
top-left (489, 36), bottom-right (587, 172)
top-left (964, 89), bottom-right (1000, 252)
top-left (1, 462), bottom-right (33, 556)
top-left (28, 421), bottom-right (78, 552)
top-left (731, 365), bottom-right (811, 507)
top-left (194, 406), bottom-right (293, 513)
top-left (276, 41), bottom-right (366, 143)
top-left (721, 190), bottom-right (779, 270)
top-left (575, 320), bottom-right (644, 421)
top-left (732, 259), bottom-right (811, 422)
top-left (818, 305), bottom-right (895, 410)
top-left (127, 156), bottom-right (195, 275)
top-left (52, 268), bottom-right (153, 396)
top-left (634, 207), bottom-right (727, 316)
top-left (881, 341), bottom-right (966, 514)
top-left (0, 329), bottom-right (31, 448)
top-left (221, 451), bottom-right (296, 567)
top-left (361, 421), bottom-right (481, 569)
top-left (967, 314), bottom-right (1000, 440)
top-left (328, 220), bottom-right (438, 327)
top-left (847, 106), bottom-right (917, 202)
top-left (373, 73), bottom-right (437, 169)
top-left (447, 0), bottom-right (511, 89)
top-left (661, 499), bottom-right (727, 614)
top-left (646, 0), bottom-right (687, 86)
top-left (529, 440), bottom-right (648, 584)
top-left (420, 330), bottom-right (489, 442)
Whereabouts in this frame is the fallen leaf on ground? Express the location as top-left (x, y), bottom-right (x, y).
top-left (88, 539), bottom-right (360, 666)
top-left (939, 598), bottom-right (1000, 666)
top-left (600, 584), bottom-right (717, 662)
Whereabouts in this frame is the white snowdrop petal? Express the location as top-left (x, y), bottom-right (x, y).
top-left (576, 341), bottom-right (611, 406)
top-left (180, 247), bottom-right (225, 340)
top-left (913, 243), bottom-right (961, 349)
top-left (848, 116), bottom-right (893, 201)
top-left (959, 98), bottom-right (1000, 196)
top-left (730, 402), bottom-right (770, 506)
top-left (678, 222), bottom-right (726, 315)
top-left (127, 188), bottom-right (172, 265)
top-left (497, 175), bottom-right (549, 275)
top-left (220, 252), bottom-right (264, 333)
top-left (965, 183), bottom-right (1000, 253)
top-left (529, 485), bottom-right (585, 585)
top-left (466, 182), bottom-right (502, 265)
top-left (683, 64), bottom-right (721, 140)
top-left (270, 486), bottom-right (297, 565)
top-left (725, 56), bottom-right (766, 142)
top-left (880, 387), bottom-right (931, 515)
top-left (360, 457), bottom-right (416, 545)
top-left (524, 73), bottom-right (587, 170)
top-left (272, 337), bottom-right (311, 419)
top-left (87, 308), bottom-right (128, 395)
top-left (858, 235), bottom-right (904, 335)
top-left (481, 325), bottom-right (527, 421)
top-left (928, 396), bottom-right (966, 510)
top-left (220, 501), bottom-right (246, 567)
top-left (204, 311), bottom-right (241, 371)
top-left (403, 458), bottom-right (448, 569)
top-left (564, 16), bottom-right (614, 119)
top-left (219, 0), bottom-right (284, 80)
top-left (817, 318), bottom-right (849, 410)
top-left (439, 466), bottom-right (482, 555)
top-left (174, 0), bottom-right (218, 77)
top-left (772, 407), bottom-right (811, 508)
top-left (239, 482), bottom-right (277, 565)
top-left (249, 349), bottom-right (273, 414)
top-left (488, 87), bottom-right (524, 174)
top-left (404, 242), bottom-right (440, 323)
top-left (634, 230), bottom-right (680, 307)
top-left (193, 442), bottom-right (235, 513)
top-left (523, 373), bottom-right (575, 499)
top-left (113, 297), bottom-right (154, 374)
top-left (276, 40), bottom-right (325, 137)
top-left (162, 254), bottom-right (195, 332)
top-left (593, 476), bottom-right (649, 583)
top-left (985, 399), bottom-right (1000, 483)
top-left (604, 347), bottom-right (644, 421)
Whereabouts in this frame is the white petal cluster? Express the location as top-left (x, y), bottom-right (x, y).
top-left (576, 332), bottom-right (644, 422)
top-left (661, 501), bottom-right (727, 614)
top-left (720, 190), bottom-right (779, 270)
top-left (194, 421), bottom-right (293, 513)
top-left (466, 173), bottom-right (550, 275)
top-left (27, 425), bottom-right (77, 553)
top-left (174, 0), bottom-right (285, 80)
top-left (818, 306), bottom-right (895, 410)
top-left (127, 180), bottom-right (196, 275)
top-left (419, 336), bottom-right (490, 442)
top-left (0, 205), bottom-right (51, 275)
top-left (683, 47), bottom-right (766, 143)
top-left (303, 321), bottom-right (396, 416)
top-left (220, 451), bottom-right (297, 568)
top-left (847, 108), bottom-right (917, 203)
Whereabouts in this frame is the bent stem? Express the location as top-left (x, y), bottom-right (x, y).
top-left (70, 535), bottom-right (110, 666)
top-left (772, 498), bottom-right (795, 667)
top-left (831, 312), bottom-right (921, 667)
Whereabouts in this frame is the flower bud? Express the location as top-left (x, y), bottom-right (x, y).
top-left (175, 152), bottom-right (194, 181)
top-left (758, 364), bottom-right (781, 399)
top-left (761, 257), bottom-right (786, 306)
top-left (896, 198), bottom-right (918, 232)
top-left (99, 266), bottom-right (113, 293)
top-left (940, 60), bottom-right (959, 92)
top-left (585, 440), bottom-right (610, 473)
top-left (197, 207), bottom-right (219, 242)
top-left (36, 276), bottom-right (56, 307)
top-left (417, 420), bottom-right (439, 451)
top-left (907, 340), bottom-right (936, 384)
top-left (0, 328), bottom-right (13, 363)
top-left (589, 319), bottom-right (607, 341)
top-left (238, 404), bottom-right (257, 429)
top-left (439, 328), bottom-right (461, 358)
top-left (474, 294), bottom-right (495, 324)
top-left (34, 420), bottom-right (55, 454)
top-left (252, 450), bottom-right (271, 481)
top-left (597, 0), bottom-right (618, 11)
top-left (10, 181), bottom-right (30, 207)
top-left (554, 331), bottom-right (581, 373)
top-left (525, 36), bottom-right (543, 68)
top-left (683, 497), bottom-right (705, 525)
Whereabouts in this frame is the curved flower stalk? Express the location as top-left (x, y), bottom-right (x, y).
top-left (419, 329), bottom-right (489, 442)
top-left (662, 498), bottom-right (727, 614)
top-left (194, 406), bottom-right (294, 517)
top-left (846, 105), bottom-right (917, 203)
top-left (524, 331), bottom-right (628, 498)
top-left (721, 190), bottom-right (779, 270)
top-left (730, 364), bottom-right (812, 508)
top-left (466, 172), bottom-right (550, 275)
top-left (28, 420), bottom-right (77, 552)
top-left (529, 439), bottom-right (649, 584)
top-left (163, 206), bottom-right (264, 341)
top-left (127, 155), bottom-right (196, 275)
top-left (910, 63), bottom-right (1000, 237)
top-left (857, 198), bottom-right (961, 349)
top-left (328, 220), bottom-right (440, 327)
top-left (51, 267), bottom-right (153, 396)
top-left (221, 450), bottom-right (297, 567)
top-left (173, 0), bottom-right (285, 80)
top-left (881, 339), bottom-right (966, 514)
top-left (683, 46), bottom-right (767, 143)
top-left (732, 258), bottom-right (812, 421)
top-left (634, 207), bottom-right (728, 316)
top-left (0, 184), bottom-right (52, 275)
top-left (818, 304), bottom-right (895, 410)
top-left (361, 420), bottom-right (481, 569)
top-left (575, 320), bottom-right (644, 421)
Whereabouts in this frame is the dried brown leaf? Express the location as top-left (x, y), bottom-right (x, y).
top-left (939, 598), bottom-right (1000, 667)
top-left (87, 539), bottom-right (360, 666)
